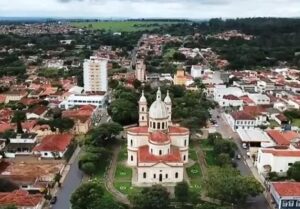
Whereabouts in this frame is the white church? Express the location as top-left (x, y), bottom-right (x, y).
top-left (127, 88), bottom-right (190, 186)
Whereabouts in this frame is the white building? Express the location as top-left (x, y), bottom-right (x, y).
top-left (58, 93), bottom-right (106, 110)
top-left (219, 95), bottom-right (243, 107)
top-left (83, 56), bottom-right (108, 93)
top-left (256, 137), bottom-right (300, 175)
top-left (248, 94), bottom-right (270, 105)
top-left (127, 89), bottom-right (189, 186)
top-left (190, 65), bottom-right (211, 78)
top-left (135, 60), bottom-right (146, 82)
top-left (226, 111), bottom-right (256, 132)
top-left (214, 86), bottom-right (244, 104)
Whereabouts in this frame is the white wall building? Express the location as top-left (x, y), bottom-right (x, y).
top-left (58, 93), bottom-right (106, 110)
top-left (214, 86), bottom-right (244, 104)
top-left (83, 56), bottom-right (108, 93)
top-left (219, 95), bottom-right (243, 107)
top-left (248, 94), bottom-right (270, 105)
top-left (191, 65), bottom-right (211, 78)
top-left (135, 59), bottom-right (146, 82)
top-left (127, 88), bottom-right (189, 186)
top-left (226, 111), bottom-right (256, 132)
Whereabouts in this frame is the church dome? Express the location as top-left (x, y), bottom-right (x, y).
top-left (149, 100), bottom-right (168, 119)
top-left (139, 90), bottom-right (147, 103)
top-left (149, 87), bottom-right (168, 119)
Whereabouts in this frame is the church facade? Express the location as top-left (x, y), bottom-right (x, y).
top-left (127, 88), bottom-right (189, 186)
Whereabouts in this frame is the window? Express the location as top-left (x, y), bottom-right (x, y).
top-left (131, 155), bottom-right (133, 161)
top-left (183, 155), bottom-right (186, 161)
top-left (142, 107), bottom-right (144, 112)
top-left (153, 174), bottom-right (156, 179)
top-left (142, 116), bottom-right (144, 120)
top-left (288, 163), bottom-right (293, 166)
top-left (282, 201), bottom-right (288, 207)
top-left (44, 152), bottom-right (48, 156)
top-left (162, 122), bottom-right (165, 129)
top-left (153, 122), bottom-right (156, 129)
top-left (158, 123), bottom-right (160, 129)
top-left (151, 149), bottom-right (153, 154)
top-left (175, 172), bottom-right (178, 178)
top-left (165, 174), bottom-right (168, 179)
top-left (130, 140), bottom-right (133, 146)
top-left (296, 200), bottom-right (300, 207)
top-left (288, 200), bottom-right (294, 207)
top-left (150, 121), bottom-right (152, 127)
top-left (159, 150), bottom-right (162, 155)
top-left (143, 172), bottom-right (146, 179)
top-left (184, 140), bottom-right (187, 146)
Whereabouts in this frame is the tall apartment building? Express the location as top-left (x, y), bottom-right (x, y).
top-left (83, 56), bottom-right (108, 92)
top-left (135, 59), bottom-right (146, 82)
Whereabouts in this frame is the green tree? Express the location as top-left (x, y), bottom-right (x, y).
top-left (287, 161), bottom-right (300, 181)
top-left (207, 132), bottom-right (223, 145)
top-left (130, 185), bottom-right (170, 209)
top-left (70, 182), bottom-right (104, 209)
top-left (52, 117), bottom-right (75, 133)
top-left (204, 167), bottom-right (263, 206)
top-left (0, 205), bottom-right (18, 209)
top-left (175, 181), bottom-right (189, 203)
top-left (133, 79), bottom-right (142, 89)
top-left (108, 99), bottom-right (138, 125)
top-left (108, 79), bottom-right (119, 89)
top-left (87, 122), bottom-right (123, 146)
top-left (0, 178), bottom-right (18, 192)
top-left (216, 153), bottom-right (232, 167)
top-left (11, 110), bottom-right (26, 133)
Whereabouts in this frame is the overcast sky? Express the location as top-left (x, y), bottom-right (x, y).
top-left (1, 0), bottom-right (300, 18)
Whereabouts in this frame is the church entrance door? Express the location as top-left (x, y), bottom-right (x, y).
top-left (159, 174), bottom-right (162, 182)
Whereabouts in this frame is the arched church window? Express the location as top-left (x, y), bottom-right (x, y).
top-left (143, 172), bottom-right (147, 179)
top-left (130, 140), bottom-right (133, 147)
top-left (175, 172), bottom-right (178, 178)
top-left (142, 116), bottom-right (144, 120)
top-left (159, 150), bottom-right (162, 155)
top-left (184, 140), bottom-right (187, 147)
top-left (151, 149), bottom-right (153, 154)
top-left (153, 174), bottom-right (156, 179)
top-left (183, 155), bottom-right (186, 161)
top-left (157, 123), bottom-right (160, 129)
top-left (153, 122), bottom-right (156, 129)
top-left (162, 122), bottom-right (165, 129)
top-left (165, 174), bottom-right (168, 179)
top-left (142, 107), bottom-right (144, 112)
top-left (131, 155), bottom-right (133, 161)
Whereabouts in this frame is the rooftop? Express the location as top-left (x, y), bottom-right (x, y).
top-left (261, 148), bottom-right (300, 157)
top-left (149, 132), bottom-right (170, 144)
top-left (0, 190), bottom-right (43, 207)
top-left (267, 130), bottom-right (299, 146)
top-left (272, 182), bottom-right (300, 197)
top-left (138, 145), bottom-right (182, 163)
top-left (33, 133), bottom-right (74, 152)
top-left (231, 111), bottom-right (255, 120)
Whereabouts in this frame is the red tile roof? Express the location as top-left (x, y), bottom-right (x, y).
top-left (28, 105), bottom-right (48, 116)
top-left (127, 126), bottom-right (149, 134)
top-left (261, 148), bottom-right (300, 157)
top-left (243, 106), bottom-right (266, 117)
top-left (20, 98), bottom-right (40, 106)
top-left (62, 105), bottom-right (95, 123)
top-left (267, 130), bottom-right (299, 146)
top-left (223, 95), bottom-right (240, 100)
top-left (272, 182), bottom-right (300, 196)
top-left (0, 122), bottom-right (13, 133)
top-left (169, 126), bottom-right (189, 135)
top-left (231, 111), bottom-right (255, 120)
top-left (0, 190), bottom-right (43, 207)
top-left (276, 113), bottom-right (288, 122)
top-left (149, 132), bottom-right (170, 143)
top-left (21, 120), bottom-right (37, 131)
top-left (138, 145), bottom-right (182, 163)
top-left (33, 133), bottom-right (74, 152)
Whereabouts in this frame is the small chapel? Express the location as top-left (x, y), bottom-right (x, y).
top-left (127, 88), bottom-right (190, 186)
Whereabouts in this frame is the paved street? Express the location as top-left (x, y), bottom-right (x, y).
top-left (52, 149), bottom-right (83, 209)
top-left (52, 109), bottom-right (110, 209)
top-left (210, 109), bottom-right (270, 209)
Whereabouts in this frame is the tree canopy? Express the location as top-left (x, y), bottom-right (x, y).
top-left (287, 161), bottom-right (300, 182)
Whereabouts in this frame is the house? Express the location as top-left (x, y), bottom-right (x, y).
top-left (248, 94), bottom-right (270, 105)
top-left (266, 130), bottom-right (300, 146)
top-left (33, 134), bottom-right (74, 158)
top-left (26, 105), bottom-right (48, 120)
top-left (243, 106), bottom-right (268, 126)
top-left (214, 86), bottom-right (244, 104)
top-left (226, 111), bottom-right (256, 132)
top-left (269, 182), bottom-right (300, 209)
top-left (219, 95), bottom-right (243, 108)
top-left (273, 113), bottom-right (289, 125)
top-left (62, 105), bottom-right (95, 134)
top-left (0, 90), bottom-right (27, 103)
top-left (237, 129), bottom-right (274, 150)
top-left (127, 89), bottom-right (189, 186)
top-left (3, 133), bottom-right (38, 158)
top-left (0, 190), bottom-right (43, 209)
top-left (173, 69), bottom-right (187, 86)
top-left (0, 122), bottom-right (13, 133)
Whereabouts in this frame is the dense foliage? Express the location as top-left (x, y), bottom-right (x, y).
top-left (287, 161), bottom-right (300, 182)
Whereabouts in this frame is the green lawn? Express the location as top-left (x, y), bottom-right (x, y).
top-left (199, 139), bottom-right (213, 151)
top-left (187, 163), bottom-right (202, 179)
top-left (115, 164), bottom-right (132, 180)
top-left (189, 149), bottom-right (198, 162)
top-left (71, 21), bottom-right (178, 32)
top-left (292, 119), bottom-right (300, 127)
top-left (205, 150), bottom-right (218, 166)
top-left (118, 145), bottom-right (128, 161)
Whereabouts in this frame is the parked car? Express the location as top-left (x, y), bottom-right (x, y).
top-left (236, 154), bottom-right (241, 160)
top-left (242, 143), bottom-right (248, 149)
top-left (50, 196), bottom-right (57, 204)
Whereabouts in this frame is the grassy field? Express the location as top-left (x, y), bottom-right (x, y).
top-left (71, 21), bottom-right (178, 32)
top-left (292, 119), bottom-right (300, 127)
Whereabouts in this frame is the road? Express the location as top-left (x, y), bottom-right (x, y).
top-left (210, 108), bottom-right (270, 209)
top-left (52, 109), bottom-right (110, 209)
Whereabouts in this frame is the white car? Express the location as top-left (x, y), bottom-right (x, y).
top-left (242, 143), bottom-right (247, 149)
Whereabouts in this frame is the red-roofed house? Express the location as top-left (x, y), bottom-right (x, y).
top-left (270, 182), bottom-right (300, 209)
top-left (257, 145), bottom-right (300, 174)
top-left (62, 105), bottom-right (95, 134)
top-left (33, 134), bottom-right (74, 158)
top-left (227, 111), bottom-right (256, 132)
top-left (26, 105), bottom-right (48, 120)
top-left (267, 130), bottom-right (299, 146)
top-left (219, 94), bottom-right (243, 107)
top-left (0, 190), bottom-right (43, 209)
